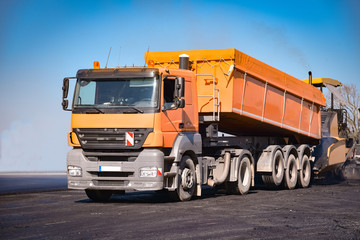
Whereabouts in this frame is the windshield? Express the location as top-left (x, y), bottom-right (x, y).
top-left (73, 77), bottom-right (159, 112)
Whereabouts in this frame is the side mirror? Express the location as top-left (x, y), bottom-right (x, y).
top-left (62, 78), bottom-right (69, 99)
top-left (177, 98), bottom-right (185, 108)
top-left (175, 77), bottom-right (185, 98)
top-left (62, 100), bottom-right (69, 110)
top-left (162, 99), bottom-right (185, 111)
top-left (62, 77), bottom-right (75, 111)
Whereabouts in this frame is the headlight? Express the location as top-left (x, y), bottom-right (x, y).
top-left (68, 165), bottom-right (82, 177)
top-left (140, 167), bottom-right (158, 178)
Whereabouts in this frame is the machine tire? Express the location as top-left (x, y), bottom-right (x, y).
top-left (237, 156), bottom-right (252, 195)
top-left (284, 154), bottom-right (297, 190)
top-left (298, 155), bottom-right (311, 188)
top-left (176, 155), bottom-right (196, 201)
top-left (262, 150), bottom-right (284, 187)
top-left (85, 190), bottom-right (112, 202)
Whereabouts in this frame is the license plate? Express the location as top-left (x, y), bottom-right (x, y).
top-left (99, 166), bottom-right (121, 172)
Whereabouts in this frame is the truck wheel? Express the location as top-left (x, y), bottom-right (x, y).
top-left (237, 156), bottom-right (252, 195)
top-left (177, 155), bottom-right (196, 201)
top-left (85, 190), bottom-right (112, 202)
top-left (262, 150), bottom-right (284, 187)
top-left (298, 155), bottom-right (311, 188)
top-left (284, 154), bottom-right (297, 190)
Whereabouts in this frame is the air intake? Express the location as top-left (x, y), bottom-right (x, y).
top-left (179, 54), bottom-right (189, 70)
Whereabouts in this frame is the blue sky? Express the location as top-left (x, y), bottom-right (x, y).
top-left (0, 0), bottom-right (359, 171)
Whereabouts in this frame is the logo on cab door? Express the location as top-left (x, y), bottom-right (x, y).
top-left (126, 132), bottom-right (134, 146)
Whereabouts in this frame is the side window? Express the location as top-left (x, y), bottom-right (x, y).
top-left (163, 78), bottom-right (175, 108)
top-left (78, 80), bottom-right (96, 105)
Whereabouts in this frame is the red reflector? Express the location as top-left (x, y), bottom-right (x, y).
top-left (126, 132), bottom-right (134, 146)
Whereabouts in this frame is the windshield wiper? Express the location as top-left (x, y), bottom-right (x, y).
top-left (123, 106), bottom-right (144, 114)
top-left (85, 107), bottom-right (105, 114)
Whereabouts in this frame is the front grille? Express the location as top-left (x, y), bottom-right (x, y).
top-left (88, 156), bottom-right (137, 162)
top-left (91, 172), bottom-right (134, 178)
top-left (74, 128), bottom-right (152, 150)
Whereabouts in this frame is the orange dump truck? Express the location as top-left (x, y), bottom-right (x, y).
top-left (62, 49), bottom-right (343, 202)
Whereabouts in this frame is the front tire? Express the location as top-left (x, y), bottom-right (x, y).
top-left (176, 155), bottom-right (196, 201)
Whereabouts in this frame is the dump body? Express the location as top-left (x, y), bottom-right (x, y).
top-left (147, 49), bottom-right (326, 144)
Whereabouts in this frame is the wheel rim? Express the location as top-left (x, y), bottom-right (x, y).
top-left (181, 168), bottom-right (194, 190)
top-left (285, 155), bottom-right (298, 190)
top-left (177, 156), bottom-right (196, 201)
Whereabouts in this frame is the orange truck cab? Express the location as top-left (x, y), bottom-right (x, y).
top-left (63, 65), bottom-right (201, 201)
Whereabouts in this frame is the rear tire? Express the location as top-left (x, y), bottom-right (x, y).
top-left (237, 156), bottom-right (252, 195)
top-left (284, 155), bottom-right (297, 190)
top-left (298, 155), bottom-right (311, 188)
top-left (262, 150), bottom-right (284, 187)
top-left (85, 190), bottom-right (112, 202)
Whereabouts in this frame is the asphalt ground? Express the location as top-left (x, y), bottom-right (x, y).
top-left (0, 175), bottom-right (359, 240)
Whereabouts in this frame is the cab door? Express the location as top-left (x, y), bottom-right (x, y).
top-left (160, 73), bottom-right (198, 147)
top-left (161, 76), bottom-right (184, 147)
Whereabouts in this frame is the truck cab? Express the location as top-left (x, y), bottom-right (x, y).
top-left (62, 65), bottom-right (201, 201)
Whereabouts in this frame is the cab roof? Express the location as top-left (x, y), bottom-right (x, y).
top-left (76, 67), bottom-right (159, 79)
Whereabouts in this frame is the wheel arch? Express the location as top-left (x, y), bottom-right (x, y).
top-left (257, 145), bottom-right (284, 173)
top-left (183, 150), bottom-right (198, 165)
top-left (169, 132), bottom-right (202, 163)
top-left (297, 144), bottom-right (311, 168)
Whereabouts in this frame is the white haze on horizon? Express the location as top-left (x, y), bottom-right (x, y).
top-left (0, 114), bottom-right (70, 172)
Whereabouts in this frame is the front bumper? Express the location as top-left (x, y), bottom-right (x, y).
top-left (67, 148), bottom-right (164, 191)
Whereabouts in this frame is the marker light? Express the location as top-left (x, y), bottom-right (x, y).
top-left (94, 61), bottom-right (100, 69)
top-left (148, 60), bottom-right (155, 67)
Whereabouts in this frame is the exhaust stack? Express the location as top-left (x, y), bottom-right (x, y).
top-left (179, 54), bottom-right (189, 70)
top-left (308, 71), bottom-right (312, 85)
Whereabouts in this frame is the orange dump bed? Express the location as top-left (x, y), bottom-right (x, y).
top-left (147, 49), bottom-right (326, 143)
